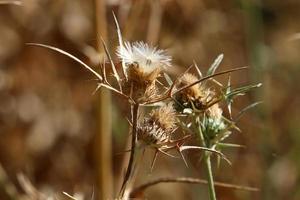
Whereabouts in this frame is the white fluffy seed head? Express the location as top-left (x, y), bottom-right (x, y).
top-left (117, 41), bottom-right (171, 74)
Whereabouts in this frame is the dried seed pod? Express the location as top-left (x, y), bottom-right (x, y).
top-left (138, 103), bottom-right (177, 146)
top-left (175, 73), bottom-right (212, 111)
top-left (122, 65), bottom-right (160, 102)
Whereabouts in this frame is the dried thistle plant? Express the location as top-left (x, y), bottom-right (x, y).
top-left (117, 41), bottom-right (171, 102)
top-left (24, 13), bottom-right (261, 200)
top-left (170, 55), bottom-right (262, 200)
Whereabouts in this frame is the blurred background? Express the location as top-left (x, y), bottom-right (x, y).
top-left (0, 0), bottom-right (300, 199)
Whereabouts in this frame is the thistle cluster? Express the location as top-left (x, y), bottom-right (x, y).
top-left (28, 17), bottom-right (261, 199)
top-left (115, 39), bottom-right (260, 163)
top-left (169, 71), bottom-right (225, 150)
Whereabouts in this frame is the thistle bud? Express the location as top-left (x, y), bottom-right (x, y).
top-left (202, 103), bottom-right (226, 145)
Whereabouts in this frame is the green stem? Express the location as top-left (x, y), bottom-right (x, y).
top-left (196, 117), bottom-right (217, 200)
top-left (204, 154), bottom-right (217, 200)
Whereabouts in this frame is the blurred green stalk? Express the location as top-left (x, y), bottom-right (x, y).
top-left (241, 0), bottom-right (274, 199)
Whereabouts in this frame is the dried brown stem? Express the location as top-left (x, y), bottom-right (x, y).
top-left (130, 177), bottom-right (259, 197)
top-left (100, 58), bottom-right (109, 85)
top-left (119, 103), bottom-right (140, 199)
top-left (99, 84), bottom-right (131, 101)
top-left (173, 66), bottom-right (248, 96)
top-left (100, 38), bottom-right (122, 91)
top-left (143, 66), bottom-right (248, 105)
top-left (168, 64), bottom-right (194, 95)
top-left (112, 11), bottom-right (128, 81)
top-left (26, 43), bottom-right (103, 81)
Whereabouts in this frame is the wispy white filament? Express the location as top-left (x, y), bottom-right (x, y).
top-left (117, 41), bottom-right (171, 74)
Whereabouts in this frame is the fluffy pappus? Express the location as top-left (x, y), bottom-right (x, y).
top-left (117, 41), bottom-right (172, 102)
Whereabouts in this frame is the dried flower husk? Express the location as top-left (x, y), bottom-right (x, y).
top-left (122, 63), bottom-right (161, 102)
top-left (174, 73), bottom-right (212, 111)
top-left (137, 103), bottom-right (177, 146)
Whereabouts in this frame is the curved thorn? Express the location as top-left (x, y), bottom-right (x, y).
top-left (150, 150), bottom-right (159, 172)
top-left (179, 145), bottom-right (231, 165)
top-left (158, 149), bottom-right (179, 158)
top-left (26, 43), bottom-right (103, 81)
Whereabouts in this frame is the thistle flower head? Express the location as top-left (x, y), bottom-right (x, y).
top-left (118, 42), bottom-right (171, 102)
top-left (138, 103), bottom-right (177, 146)
top-left (117, 41), bottom-right (171, 75)
top-left (175, 73), bottom-right (212, 111)
top-left (202, 104), bottom-right (226, 145)
top-left (149, 103), bottom-right (177, 132)
top-left (179, 73), bottom-right (207, 99)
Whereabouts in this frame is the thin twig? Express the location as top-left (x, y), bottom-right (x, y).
top-left (112, 11), bottom-right (128, 81)
top-left (99, 83), bottom-right (131, 101)
top-left (130, 177), bottom-right (259, 197)
top-left (174, 67), bottom-right (248, 96)
top-left (143, 67), bottom-right (248, 105)
top-left (193, 60), bottom-right (203, 78)
top-left (119, 104), bottom-right (140, 199)
top-left (100, 57), bottom-right (109, 85)
top-left (179, 146), bottom-right (231, 165)
top-left (100, 37), bottom-right (122, 91)
top-left (26, 43), bottom-right (103, 81)
top-left (168, 64), bottom-right (194, 95)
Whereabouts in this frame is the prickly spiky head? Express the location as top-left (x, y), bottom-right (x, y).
top-left (202, 103), bottom-right (226, 144)
top-left (175, 73), bottom-right (212, 110)
top-left (138, 103), bottom-right (177, 146)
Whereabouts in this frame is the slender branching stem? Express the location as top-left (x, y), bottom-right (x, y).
top-left (174, 67), bottom-right (248, 95)
top-left (119, 103), bottom-right (140, 199)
